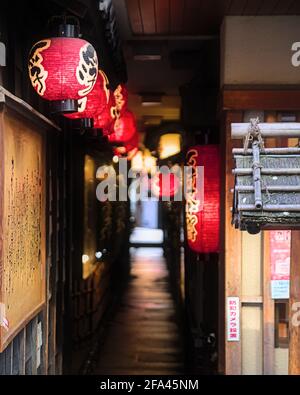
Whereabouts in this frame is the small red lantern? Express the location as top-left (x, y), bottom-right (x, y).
top-left (185, 145), bottom-right (220, 253)
top-left (108, 110), bottom-right (137, 144)
top-left (113, 131), bottom-right (139, 160)
top-left (93, 88), bottom-right (119, 134)
top-left (113, 84), bottom-right (128, 116)
top-left (63, 70), bottom-right (110, 123)
top-left (28, 34), bottom-right (98, 112)
top-left (151, 172), bottom-right (181, 198)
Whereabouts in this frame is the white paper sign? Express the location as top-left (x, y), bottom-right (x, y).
top-left (227, 297), bottom-right (240, 342)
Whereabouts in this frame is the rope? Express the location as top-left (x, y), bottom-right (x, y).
top-left (243, 117), bottom-right (265, 154)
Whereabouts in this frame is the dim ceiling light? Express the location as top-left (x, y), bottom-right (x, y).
top-left (141, 93), bottom-right (163, 107)
top-left (134, 54), bottom-right (162, 61)
top-left (141, 102), bottom-right (161, 107)
top-left (158, 133), bottom-right (181, 160)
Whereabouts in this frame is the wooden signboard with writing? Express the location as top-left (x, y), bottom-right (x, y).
top-left (0, 103), bottom-right (46, 351)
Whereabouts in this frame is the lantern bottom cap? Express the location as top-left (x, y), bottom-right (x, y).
top-left (51, 99), bottom-right (78, 114)
top-left (71, 118), bottom-right (94, 130)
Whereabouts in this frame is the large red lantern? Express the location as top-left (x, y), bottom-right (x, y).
top-left (28, 34), bottom-right (98, 112)
top-left (108, 110), bottom-right (137, 144)
top-left (151, 171), bottom-right (181, 198)
top-left (185, 145), bottom-right (220, 253)
top-left (63, 70), bottom-right (110, 123)
top-left (113, 84), bottom-right (128, 116)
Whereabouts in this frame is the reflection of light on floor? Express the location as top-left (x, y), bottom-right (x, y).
top-left (94, 241), bottom-right (183, 375)
top-left (130, 227), bottom-right (163, 244)
top-left (130, 247), bottom-right (163, 258)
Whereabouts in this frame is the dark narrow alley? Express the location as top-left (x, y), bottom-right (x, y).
top-left (94, 246), bottom-right (184, 375)
top-left (1, 0), bottom-right (300, 381)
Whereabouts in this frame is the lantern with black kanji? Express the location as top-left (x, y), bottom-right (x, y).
top-left (113, 84), bottom-right (128, 116)
top-left (63, 69), bottom-right (110, 128)
top-left (185, 145), bottom-right (220, 253)
top-left (108, 110), bottom-right (137, 144)
top-left (28, 24), bottom-right (98, 113)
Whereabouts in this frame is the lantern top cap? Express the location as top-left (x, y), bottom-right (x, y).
top-left (48, 15), bottom-right (81, 38)
top-left (57, 24), bottom-right (80, 38)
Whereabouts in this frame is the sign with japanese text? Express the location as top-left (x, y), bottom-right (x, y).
top-left (270, 230), bottom-right (291, 299)
top-left (227, 297), bottom-right (240, 342)
top-left (0, 107), bottom-right (46, 352)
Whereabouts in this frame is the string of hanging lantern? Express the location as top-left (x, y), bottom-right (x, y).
top-left (64, 69), bottom-right (118, 135)
top-left (28, 16), bottom-right (138, 161)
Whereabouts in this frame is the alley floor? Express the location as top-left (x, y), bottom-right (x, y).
top-left (94, 243), bottom-right (184, 375)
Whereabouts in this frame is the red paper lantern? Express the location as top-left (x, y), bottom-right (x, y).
top-left (93, 88), bottom-right (118, 134)
top-left (113, 131), bottom-right (139, 160)
top-left (63, 70), bottom-right (110, 121)
top-left (108, 110), bottom-right (137, 144)
top-left (151, 172), bottom-right (180, 198)
top-left (28, 37), bottom-right (98, 111)
top-left (185, 145), bottom-right (220, 253)
top-left (113, 84), bottom-right (128, 115)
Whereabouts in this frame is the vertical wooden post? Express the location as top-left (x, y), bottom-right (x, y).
top-left (289, 233), bottom-right (300, 375)
top-left (219, 110), bottom-right (243, 375)
top-left (262, 112), bottom-right (277, 375)
top-left (263, 231), bottom-right (275, 374)
top-left (289, 113), bottom-right (300, 375)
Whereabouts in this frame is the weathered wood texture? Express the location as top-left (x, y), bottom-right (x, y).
top-left (289, 115), bottom-right (300, 375)
top-left (289, 230), bottom-right (300, 374)
top-left (219, 110), bottom-right (243, 375)
top-left (223, 89), bottom-right (300, 111)
top-left (262, 112), bottom-right (277, 376)
top-left (231, 122), bottom-right (300, 139)
top-left (0, 90), bottom-right (64, 375)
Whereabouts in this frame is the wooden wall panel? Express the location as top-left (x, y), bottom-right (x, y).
top-left (228, 0), bottom-right (248, 15)
top-left (289, 114), bottom-right (300, 375)
top-left (0, 89), bottom-right (63, 376)
top-left (257, 0), bottom-right (280, 15)
top-left (155, 0), bottom-right (169, 34)
top-left (126, 0), bottom-right (143, 34)
top-left (273, 0), bottom-right (295, 14)
top-left (139, 0), bottom-right (156, 34)
top-left (126, 0), bottom-right (300, 37)
top-left (240, 0), bottom-right (261, 15)
top-left (262, 111), bottom-right (278, 375)
top-left (219, 110), bottom-right (243, 375)
top-left (223, 90), bottom-right (300, 111)
top-left (169, 0), bottom-right (184, 33)
top-left (288, 0), bottom-right (300, 13)
top-left (289, 230), bottom-right (300, 374)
